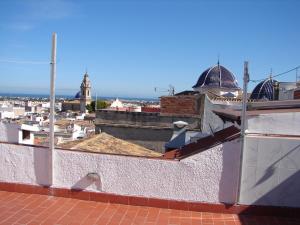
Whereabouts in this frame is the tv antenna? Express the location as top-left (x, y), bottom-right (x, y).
top-left (154, 85), bottom-right (175, 96)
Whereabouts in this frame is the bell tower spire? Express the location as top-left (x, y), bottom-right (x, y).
top-left (80, 71), bottom-right (92, 113)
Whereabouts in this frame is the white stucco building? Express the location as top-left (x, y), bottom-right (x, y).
top-left (0, 104), bottom-right (25, 119)
top-left (0, 122), bottom-right (39, 145)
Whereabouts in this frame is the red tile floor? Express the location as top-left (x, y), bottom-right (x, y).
top-left (0, 191), bottom-right (299, 225)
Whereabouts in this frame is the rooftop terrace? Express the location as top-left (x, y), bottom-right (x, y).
top-left (0, 190), bottom-right (299, 225)
top-left (1, 102), bottom-right (300, 224)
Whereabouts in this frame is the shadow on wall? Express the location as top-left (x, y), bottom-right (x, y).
top-left (237, 137), bottom-right (300, 219)
top-left (0, 122), bottom-right (19, 143)
top-left (242, 140), bottom-right (300, 208)
top-left (238, 170), bottom-right (300, 218)
top-left (34, 147), bottom-right (52, 186)
top-left (253, 143), bottom-right (300, 187)
top-left (71, 173), bottom-right (102, 191)
top-left (218, 139), bottom-right (241, 205)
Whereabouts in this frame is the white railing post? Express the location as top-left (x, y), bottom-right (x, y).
top-left (237, 61), bottom-right (249, 203)
top-left (49, 32), bottom-right (57, 186)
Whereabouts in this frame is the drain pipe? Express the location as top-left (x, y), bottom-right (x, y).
top-left (236, 61), bottom-right (249, 203)
top-left (49, 32), bottom-right (57, 186)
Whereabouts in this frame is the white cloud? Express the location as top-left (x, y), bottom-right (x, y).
top-left (3, 0), bottom-right (77, 31)
top-left (5, 22), bottom-right (35, 31)
top-left (27, 0), bottom-right (76, 20)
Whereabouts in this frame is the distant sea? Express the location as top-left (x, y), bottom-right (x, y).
top-left (0, 92), bottom-right (159, 102)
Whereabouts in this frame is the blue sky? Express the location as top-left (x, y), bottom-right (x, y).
top-left (0, 0), bottom-right (299, 98)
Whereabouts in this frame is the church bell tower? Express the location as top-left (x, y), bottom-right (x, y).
top-left (80, 72), bottom-right (92, 113)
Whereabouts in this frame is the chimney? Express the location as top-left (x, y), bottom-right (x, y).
top-left (165, 121), bottom-right (189, 151)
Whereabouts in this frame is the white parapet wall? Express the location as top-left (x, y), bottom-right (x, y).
top-left (0, 139), bottom-right (241, 204)
top-left (247, 112), bottom-right (300, 135)
top-left (54, 139), bottom-right (240, 203)
top-left (0, 143), bottom-right (51, 186)
top-left (239, 135), bottom-right (300, 208)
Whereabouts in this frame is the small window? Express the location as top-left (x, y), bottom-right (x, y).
top-left (22, 130), bottom-right (30, 140)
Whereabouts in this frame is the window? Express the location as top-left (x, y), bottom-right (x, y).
top-left (22, 130), bottom-right (30, 140)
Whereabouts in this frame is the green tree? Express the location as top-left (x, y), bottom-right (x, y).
top-left (86, 100), bottom-right (109, 113)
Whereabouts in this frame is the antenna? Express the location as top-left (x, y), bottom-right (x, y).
top-left (169, 85), bottom-right (175, 96)
top-left (154, 85), bottom-right (175, 96)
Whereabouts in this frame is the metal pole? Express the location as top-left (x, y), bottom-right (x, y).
top-left (49, 32), bottom-right (57, 186)
top-left (241, 61), bottom-right (249, 137)
top-left (95, 92), bottom-right (97, 112)
top-left (236, 61), bottom-right (249, 203)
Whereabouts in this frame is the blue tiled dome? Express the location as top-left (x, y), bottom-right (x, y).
top-left (193, 64), bottom-right (239, 89)
top-left (250, 79), bottom-right (277, 101)
top-left (74, 91), bottom-right (81, 99)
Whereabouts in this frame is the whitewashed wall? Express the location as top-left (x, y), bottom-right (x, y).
top-left (240, 136), bottom-right (300, 207)
top-left (202, 96), bottom-right (240, 134)
top-left (0, 139), bottom-right (241, 204)
top-left (247, 112), bottom-right (300, 135)
top-left (0, 123), bottom-right (19, 143)
top-left (54, 139), bottom-right (240, 203)
top-left (0, 143), bottom-right (50, 185)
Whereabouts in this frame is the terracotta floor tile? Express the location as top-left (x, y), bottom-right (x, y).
top-left (16, 214), bottom-right (35, 224)
top-left (40, 218), bottom-right (61, 225)
top-left (180, 218), bottom-right (192, 225)
top-left (96, 217), bottom-right (113, 225)
top-left (214, 221), bottom-right (226, 225)
top-left (27, 220), bottom-right (41, 225)
top-left (169, 217), bottom-right (181, 225)
top-left (191, 217), bottom-right (201, 222)
top-left (201, 212), bottom-right (213, 218)
top-left (0, 191), bottom-right (299, 225)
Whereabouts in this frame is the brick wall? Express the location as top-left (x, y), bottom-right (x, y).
top-left (141, 107), bottom-right (160, 113)
top-left (160, 94), bottom-right (204, 116)
top-left (294, 90), bottom-right (300, 99)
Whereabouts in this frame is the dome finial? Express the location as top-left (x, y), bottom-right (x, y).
top-left (217, 54), bottom-right (220, 66)
top-left (269, 68), bottom-right (273, 80)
